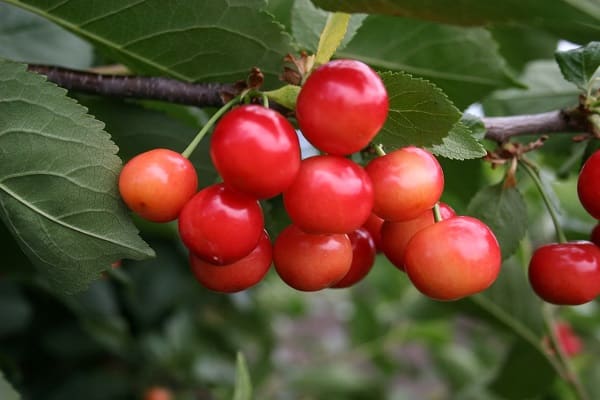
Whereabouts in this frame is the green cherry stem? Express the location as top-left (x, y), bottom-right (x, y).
top-left (432, 203), bottom-right (442, 223)
top-left (181, 94), bottom-right (242, 159)
top-left (373, 144), bottom-right (386, 157)
top-left (519, 159), bottom-right (567, 244)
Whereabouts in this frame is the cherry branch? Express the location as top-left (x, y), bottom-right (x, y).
top-left (28, 64), bottom-right (592, 141)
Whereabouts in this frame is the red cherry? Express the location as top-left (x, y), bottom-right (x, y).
top-left (189, 230), bottom-right (272, 293)
top-left (578, 150), bottom-right (600, 219)
top-left (283, 155), bottom-right (373, 234)
top-left (143, 387), bottom-right (172, 400)
top-left (528, 241), bottom-right (600, 305)
top-left (381, 203), bottom-right (455, 271)
top-left (366, 146), bottom-right (444, 221)
top-left (555, 322), bottom-right (583, 357)
top-left (591, 223), bottom-right (600, 247)
top-left (362, 213), bottom-right (384, 251)
top-left (273, 225), bottom-right (352, 291)
top-left (332, 227), bottom-right (377, 288)
top-left (118, 148), bottom-right (197, 222)
top-left (296, 59), bottom-right (389, 155)
top-left (178, 183), bottom-right (264, 264)
top-left (404, 216), bottom-right (501, 301)
top-left (211, 105), bottom-right (301, 199)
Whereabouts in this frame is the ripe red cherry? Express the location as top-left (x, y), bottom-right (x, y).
top-left (331, 227), bottom-right (376, 288)
top-left (211, 105), bottom-right (301, 199)
top-left (404, 216), bottom-right (501, 301)
top-left (366, 146), bottom-right (444, 221)
top-left (273, 225), bottom-right (352, 291)
top-left (381, 203), bottom-right (455, 271)
top-left (554, 322), bottom-right (583, 357)
top-left (118, 148), bottom-right (197, 222)
top-left (591, 223), bottom-right (600, 247)
top-left (178, 183), bottom-right (264, 264)
top-left (578, 150), bottom-right (600, 219)
top-left (283, 155), bottom-right (373, 234)
top-left (296, 59), bottom-right (389, 155)
top-left (362, 213), bottom-right (384, 251)
top-left (528, 241), bottom-right (600, 305)
top-left (189, 230), bottom-right (272, 293)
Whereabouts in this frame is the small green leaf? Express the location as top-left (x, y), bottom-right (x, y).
top-left (555, 41), bottom-right (600, 91)
top-left (314, 13), bottom-right (351, 66)
top-left (264, 84), bottom-right (301, 110)
top-left (0, 59), bottom-right (154, 295)
top-left (233, 352), bottom-right (253, 400)
top-left (0, 371), bottom-right (20, 400)
top-left (467, 184), bottom-right (528, 259)
top-left (429, 119), bottom-right (486, 160)
top-left (376, 71), bottom-right (461, 149)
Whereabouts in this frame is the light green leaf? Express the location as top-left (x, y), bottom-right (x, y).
top-left (376, 71), bottom-right (461, 149)
top-left (555, 41), bottom-right (600, 91)
top-left (338, 15), bottom-right (519, 109)
top-left (467, 184), bottom-right (528, 259)
top-left (233, 352), bottom-right (253, 400)
top-left (264, 84), bottom-right (301, 110)
top-left (429, 120), bottom-right (486, 160)
top-left (0, 59), bottom-right (154, 294)
top-left (4, 0), bottom-right (294, 88)
top-left (0, 371), bottom-right (20, 400)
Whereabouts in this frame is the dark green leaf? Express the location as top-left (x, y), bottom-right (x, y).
top-left (233, 352), bottom-right (253, 400)
top-left (0, 282), bottom-right (31, 337)
top-left (0, 59), bottom-right (154, 294)
top-left (5, 0), bottom-right (294, 87)
top-left (555, 41), bottom-right (600, 91)
top-left (339, 15), bottom-right (519, 108)
top-left (467, 183), bottom-right (528, 259)
top-left (428, 120), bottom-right (486, 160)
top-left (376, 71), bottom-right (461, 149)
top-left (0, 371), bottom-right (20, 400)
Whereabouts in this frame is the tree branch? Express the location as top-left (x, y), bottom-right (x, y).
top-left (28, 64), bottom-right (592, 141)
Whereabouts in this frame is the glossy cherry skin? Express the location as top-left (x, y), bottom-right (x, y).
top-left (362, 213), bottom-right (384, 251)
top-left (404, 216), bottom-right (502, 301)
top-left (273, 225), bottom-right (352, 291)
top-left (578, 150), bottom-right (600, 219)
top-left (528, 241), bottom-right (600, 305)
top-left (591, 223), bottom-right (600, 247)
top-left (118, 148), bottom-right (197, 222)
top-left (331, 227), bottom-right (377, 288)
top-left (178, 183), bottom-right (264, 265)
top-left (211, 105), bottom-right (301, 199)
top-left (366, 146), bottom-right (444, 221)
top-left (296, 59), bottom-right (389, 155)
top-left (381, 203), bottom-right (455, 271)
top-left (283, 155), bottom-right (374, 234)
top-left (189, 230), bottom-right (272, 293)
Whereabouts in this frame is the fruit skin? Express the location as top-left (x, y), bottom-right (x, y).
top-left (178, 183), bottom-right (264, 265)
top-left (381, 203), bottom-right (455, 271)
top-left (362, 213), bottom-right (384, 251)
top-left (283, 155), bottom-right (374, 234)
top-left (273, 225), bottom-right (352, 291)
top-left (118, 148), bottom-right (197, 222)
top-left (528, 241), bottom-right (600, 305)
top-left (332, 227), bottom-right (377, 288)
top-left (578, 150), bottom-right (600, 219)
top-left (189, 230), bottom-right (272, 293)
top-left (366, 146), bottom-right (444, 221)
top-left (296, 59), bottom-right (389, 156)
top-left (404, 216), bottom-right (501, 301)
top-left (211, 105), bottom-right (301, 199)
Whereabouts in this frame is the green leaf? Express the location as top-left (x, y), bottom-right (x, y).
top-left (376, 71), bottom-right (461, 149)
top-left (264, 84), bottom-right (301, 110)
top-left (314, 13), bottom-right (351, 66)
top-left (4, 0), bottom-right (294, 88)
top-left (0, 371), bottom-right (20, 400)
top-left (483, 60), bottom-right (580, 116)
top-left (467, 183), bottom-right (528, 259)
top-left (555, 41), bottom-right (600, 91)
top-left (0, 2), bottom-right (93, 68)
top-left (311, 0), bottom-right (600, 44)
top-left (233, 352), bottom-right (253, 400)
top-left (338, 15), bottom-right (519, 108)
top-left (429, 118), bottom-right (486, 160)
top-left (0, 59), bottom-right (154, 294)
top-left (0, 282), bottom-right (32, 337)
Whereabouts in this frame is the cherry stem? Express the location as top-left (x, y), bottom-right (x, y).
top-left (181, 94), bottom-right (242, 159)
top-left (373, 144), bottom-right (386, 157)
top-left (433, 203), bottom-right (442, 223)
top-left (519, 159), bottom-right (568, 244)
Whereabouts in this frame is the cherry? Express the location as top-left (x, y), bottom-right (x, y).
top-left (178, 183), bottom-right (264, 265)
top-left (362, 213), bottom-right (384, 251)
top-left (381, 203), bottom-right (455, 271)
top-left (143, 387), bottom-right (172, 400)
top-left (555, 321), bottom-right (583, 357)
top-left (404, 216), bottom-right (501, 301)
top-left (591, 222), bottom-right (600, 247)
top-left (578, 150), bottom-right (600, 219)
top-left (296, 59), bottom-right (389, 155)
top-left (189, 230), bottom-right (272, 293)
top-left (283, 155), bottom-right (374, 234)
top-left (273, 225), bottom-right (352, 291)
top-left (528, 241), bottom-right (600, 305)
top-left (211, 104), bottom-right (301, 199)
top-left (118, 148), bottom-right (197, 222)
top-left (331, 227), bottom-right (376, 288)
top-left (366, 146), bottom-right (444, 221)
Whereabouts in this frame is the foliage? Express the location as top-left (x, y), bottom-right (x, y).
top-left (0, 1), bottom-right (600, 399)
